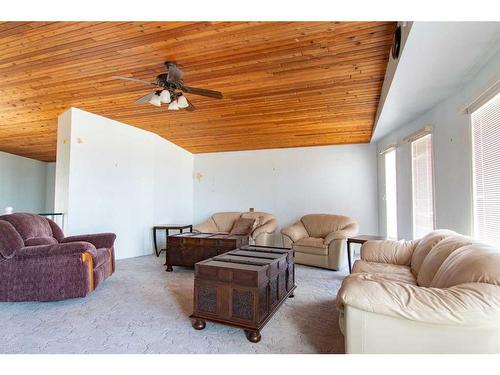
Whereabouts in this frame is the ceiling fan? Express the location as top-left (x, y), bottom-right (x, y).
top-left (112, 62), bottom-right (223, 111)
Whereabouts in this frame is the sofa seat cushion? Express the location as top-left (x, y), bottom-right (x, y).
top-left (336, 273), bottom-right (500, 325)
top-left (293, 237), bottom-right (328, 256)
top-left (352, 260), bottom-right (417, 285)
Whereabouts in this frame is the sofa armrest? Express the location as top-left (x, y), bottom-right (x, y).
top-left (324, 222), bottom-right (359, 245)
top-left (13, 242), bottom-right (97, 260)
top-left (252, 218), bottom-right (278, 239)
top-left (360, 239), bottom-right (418, 266)
top-left (336, 273), bottom-right (500, 325)
top-left (62, 233), bottom-right (116, 249)
top-left (280, 221), bottom-right (308, 243)
top-left (194, 219), bottom-right (218, 233)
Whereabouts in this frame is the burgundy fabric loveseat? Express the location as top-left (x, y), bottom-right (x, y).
top-left (0, 213), bottom-right (116, 302)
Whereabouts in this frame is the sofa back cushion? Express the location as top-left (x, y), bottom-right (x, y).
top-left (241, 211), bottom-right (275, 228)
top-left (0, 220), bottom-right (24, 259)
top-left (24, 237), bottom-right (59, 247)
top-left (241, 212), bottom-right (262, 227)
top-left (417, 235), bottom-right (474, 287)
top-left (300, 214), bottom-right (354, 238)
top-left (0, 213), bottom-right (55, 242)
top-left (230, 218), bottom-right (256, 235)
top-left (211, 212), bottom-right (242, 232)
top-left (410, 229), bottom-right (457, 276)
top-left (430, 244), bottom-right (500, 288)
top-left (46, 218), bottom-right (64, 242)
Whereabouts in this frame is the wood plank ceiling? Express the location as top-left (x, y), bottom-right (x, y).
top-left (0, 22), bottom-right (396, 162)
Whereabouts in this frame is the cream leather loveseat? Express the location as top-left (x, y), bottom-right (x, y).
top-left (281, 214), bottom-right (359, 270)
top-left (194, 211), bottom-right (278, 246)
top-left (336, 229), bottom-right (500, 353)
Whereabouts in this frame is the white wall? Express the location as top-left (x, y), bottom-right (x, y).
top-left (55, 108), bottom-right (193, 259)
top-left (0, 151), bottom-right (49, 213)
top-left (45, 162), bottom-right (56, 212)
top-left (194, 144), bottom-right (379, 245)
top-left (54, 108), bottom-right (72, 220)
top-left (377, 48), bottom-right (500, 240)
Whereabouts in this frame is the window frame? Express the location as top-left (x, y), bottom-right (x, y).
top-left (467, 114), bottom-right (475, 237)
top-left (470, 91), bottom-right (500, 244)
top-left (410, 132), bottom-right (436, 239)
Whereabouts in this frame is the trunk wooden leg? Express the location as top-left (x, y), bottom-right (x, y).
top-left (245, 330), bottom-right (261, 343)
top-left (166, 265), bottom-right (173, 272)
top-left (192, 319), bottom-right (206, 330)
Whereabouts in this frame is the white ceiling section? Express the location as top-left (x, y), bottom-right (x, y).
top-left (372, 21), bottom-right (500, 141)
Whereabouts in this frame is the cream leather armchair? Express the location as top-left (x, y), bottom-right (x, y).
top-left (336, 230), bottom-right (500, 353)
top-left (194, 211), bottom-right (278, 246)
top-left (281, 214), bottom-right (359, 270)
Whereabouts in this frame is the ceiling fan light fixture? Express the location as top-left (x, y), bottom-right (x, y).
top-left (119, 62), bottom-right (223, 112)
top-left (168, 100), bottom-right (180, 110)
top-left (149, 93), bottom-right (162, 107)
top-left (177, 94), bottom-right (189, 108)
top-left (159, 90), bottom-right (171, 103)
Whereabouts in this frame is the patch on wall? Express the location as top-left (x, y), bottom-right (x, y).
top-left (196, 172), bottom-right (204, 182)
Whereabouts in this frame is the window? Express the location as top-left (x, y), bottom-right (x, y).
top-left (384, 148), bottom-right (398, 239)
top-left (472, 92), bottom-right (500, 247)
top-left (411, 133), bottom-right (435, 238)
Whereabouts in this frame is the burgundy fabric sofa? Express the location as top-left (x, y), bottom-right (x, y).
top-left (0, 213), bottom-right (116, 302)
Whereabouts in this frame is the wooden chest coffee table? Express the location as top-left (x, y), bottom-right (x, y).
top-left (190, 245), bottom-right (296, 343)
top-left (166, 232), bottom-right (249, 272)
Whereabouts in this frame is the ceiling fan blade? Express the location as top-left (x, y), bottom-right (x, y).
top-left (134, 92), bottom-right (156, 104)
top-left (167, 64), bottom-right (183, 83)
top-left (112, 76), bottom-right (157, 86)
top-left (185, 99), bottom-right (196, 111)
top-left (180, 85), bottom-right (223, 99)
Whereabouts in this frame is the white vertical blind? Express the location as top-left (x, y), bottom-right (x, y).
top-left (411, 133), bottom-right (435, 238)
top-left (385, 149), bottom-right (398, 239)
top-left (472, 92), bottom-right (500, 248)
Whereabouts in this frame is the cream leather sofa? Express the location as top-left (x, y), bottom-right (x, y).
top-left (336, 229), bottom-right (500, 353)
top-left (281, 214), bottom-right (359, 270)
top-left (194, 211), bottom-right (278, 246)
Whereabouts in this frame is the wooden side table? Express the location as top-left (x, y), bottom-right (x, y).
top-left (346, 235), bottom-right (387, 273)
top-left (153, 224), bottom-right (193, 258)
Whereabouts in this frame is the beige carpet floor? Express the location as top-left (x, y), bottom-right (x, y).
top-left (0, 254), bottom-right (347, 353)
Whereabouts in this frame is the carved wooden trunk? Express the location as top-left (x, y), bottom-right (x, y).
top-left (166, 232), bottom-right (249, 271)
top-left (190, 245), bottom-right (296, 342)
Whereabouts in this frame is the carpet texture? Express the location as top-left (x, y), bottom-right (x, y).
top-left (0, 255), bottom-right (347, 353)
